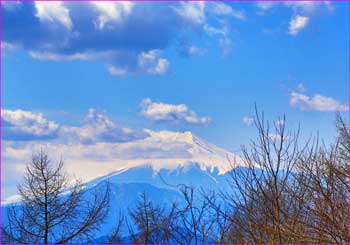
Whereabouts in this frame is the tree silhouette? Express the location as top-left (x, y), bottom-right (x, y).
top-left (2, 150), bottom-right (110, 244)
top-left (127, 192), bottom-right (178, 244)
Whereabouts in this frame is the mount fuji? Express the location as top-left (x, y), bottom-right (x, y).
top-left (84, 130), bottom-right (241, 191)
top-left (2, 130), bottom-right (245, 241)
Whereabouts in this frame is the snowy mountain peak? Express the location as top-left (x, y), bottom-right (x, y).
top-left (121, 129), bottom-right (240, 175)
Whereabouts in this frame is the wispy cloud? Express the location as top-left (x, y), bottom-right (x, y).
top-left (177, 42), bottom-right (204, 58)
top-left (107, 65), bottom-right (128, 76)
top-left (208, 2), bottom-right (246, 20)
top-left (284, 1), bottom-right (334, 14)
top-left (256, 2), bottom-right (276, 12)
top-left (257, 1), bottom-right (333, 14)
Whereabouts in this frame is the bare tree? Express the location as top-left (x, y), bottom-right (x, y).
top-left (172, 185), bottom-right (215, 244)
top-left (2, 150), bottom-right (110, 244)
top-left (205, 110), bottom-right (349, 244)
top-left (296, 114), bottom-right (350, 243)
top-left (127, 192), bottom-right (178, 244)
top-left (202, 189), bottom-right (236, 244)
top-left (107, 214), bottom-right (124, 244)
top-left (215, 109), bottom-right (314, 243)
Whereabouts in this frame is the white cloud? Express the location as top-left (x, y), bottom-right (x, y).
top-left (284, 1), bottom-right (334, 14)
top-left (243, 116), bottom-right (254, 126)
top-left (91, 2), bottom-right (134, 30)
top-left (4, 2), bottom-right (240, 76)
top-left (2, 108), bottom-right (144, 143)
top-left (257, 1), bottom-right (333, 14)
top-left (62, 108), bottom-right (142, 144)
top-left (2, 109), bottom-right (59, 140)
top-left (209, 2), bottom-right (246, 20)
top-left (175, 2), bottom-right (206, 25)
top-left (35, 2), bottom-right (72, 30)
top-left (174, 2), bottom-right (241, 57)
top-left (29, 49), bottom-right (169, 76)
top-left (289, 15), bottom-right (309, 35)
top-left (256, 2), bottom-right (276, 11)
top-left (257, 1), bottom-right (332, 35)
top-left (29, 51), bottom-right (94, 61)
top-left (140, 98), bottom-right (211, 125)
top-left (285, 1), bottom-right (318, 13)
top-left (108, 65), bottom-right (128, 76)
top-left (137, 50), bottom-right (170, 75)
top-left (290, 91), bottom-right (349, 112)
top-left (204, 23), bottom-right (229, 36)
top-left (186, 46), bottom-right (202, 56)
top-left (203, 20), bottom-right (233, 56)
top-left (175, 2), bottom-right (245, 25)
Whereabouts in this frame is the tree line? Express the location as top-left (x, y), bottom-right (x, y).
top-left (2, 111), bottom-right (349, 244)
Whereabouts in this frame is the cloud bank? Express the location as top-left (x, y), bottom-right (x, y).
top-left (2, 1), bottom-right (244, 75)
top-left (62, 108), bottom-right (145, 144)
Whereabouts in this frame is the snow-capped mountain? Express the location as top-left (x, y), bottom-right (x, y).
top-left (129, 129), bottom-right (240, 174)
top-left (2, 130), bottom-right (241, 205)
top-left (78, 131), bottom-right (241, 236)
top-left (84, 130), bottom-right (241, 192)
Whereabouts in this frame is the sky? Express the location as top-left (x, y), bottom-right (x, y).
top-left (1, 1), bottom-right (349, 200)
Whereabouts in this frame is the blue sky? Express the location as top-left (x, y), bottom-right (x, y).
top-left (1, 1), bottom-right (349, 199)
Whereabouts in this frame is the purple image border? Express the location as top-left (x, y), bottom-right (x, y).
top-left (0, 0), bottom-right (349, 244)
